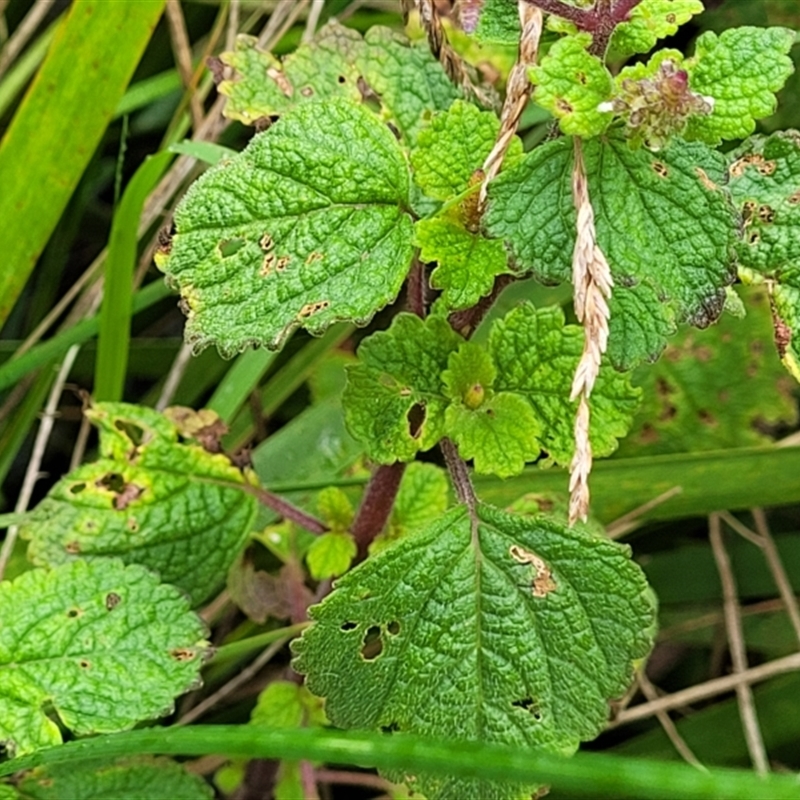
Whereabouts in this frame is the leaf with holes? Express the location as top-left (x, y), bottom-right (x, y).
top-left (530, 33), bottom-right (614, 138)
top-left (489, 304), bottom-right (640, 464)
top-left (726, 131), bottom-right (800, 380)
top-left (685, 26), bottom-right (795, 145)
top-left (158, 99), bottom-right (415, 355)
top-left (610, 0), bottom-right (704, 58)
top-left (356, 26), bottom-right (462, 147)
top-left (292, 503), bottom-right (655, 800)
top-left (20, 402), bottom-right (257, 606)
top-left (343, 313), bottom-right (463, 463)
top-left (484, 134), bottom-right (737, 369)
top-left (13, 758), bottom-right (213, 800)
top-left (618, 286), bottom-right (797, 455)
top-left (0, 559), bottom-right (207, 756)
top-left (218, 22), bottom-right (365, 125)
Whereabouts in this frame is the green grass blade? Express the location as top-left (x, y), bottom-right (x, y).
top-left (115, 70), bottom-right (182, 118)
top-left (0, 0), bottom-right (166, 330)
top-left (2, 726), bottom-right (799, 799)
top-left (207, 349), bottom-right (277, 424)
top-left (94, 151), bottom-right (173, 402)
top-left (0, 280), bottom-right (172, 394)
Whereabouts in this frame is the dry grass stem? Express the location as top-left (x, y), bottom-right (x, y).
top-left (637, 671), bottom-right (707, 771)
top-left (708, 512), bottom-right (770, 775)
top-left (303, 0), bottom-right (325, 42)
top-left (258, 0), bottom-right (308, 48)
top-left (0, 0), bottom-right (54, 80)
top-left (606, 485), bottom-right (683, 539)
top-left (0, 345), bottom-right (80, 580)
top-left (612, 650), bottom-right (800, 726)
top-left (568, 138), bottom-right (613, 524)
top-left (478, 3), bottom-right (542, 209)
top-left (156, 342), bottom-right (196, 411)
top-left (166, 0), bottom-right (205, 131)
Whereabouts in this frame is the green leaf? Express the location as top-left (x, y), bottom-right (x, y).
top-left (20, 402), bottom-right (257, 607)
top-left (473, 0), bottom-right (521, 44)
top-left (379, 463), bottom-right (450, 553)
top-left (530, 33), bottom-right (614, 137)
top-left (484, 134), bottom-right (737, 369)
top-left (218, 22), bottom-right (365, 124)
top-left (411, 100), bottom-right (522, 201)
top-left (726, 131), bottom-right (800, 379)
top-left (14, 758), bottom-right (213, 800)
top-left (685, 26), bottom-right (796, 145)
top-left (306, 532), bottom-right (357, 580)
top-left (0, 560), bottom-right (207, 756)
top-left (316, 486), bottom-right (355, 532)
top-left (293, 503), bottom-right (655, 800)
top-left (490, 304), bottom-right (640, 463)
top-left (159, 99), bottom-right (415, 355)
top-left (416, 218), bottom-right (513, 312)
top-left (343, 314), bottom-right (463, 463)
top-left (357, 27), bottom-right (462, 146)
top-left (618, 286), bottom-right (798, 455)
top-left (611, 0), bottom-right (704, 58)
top-left (443, 342), bottom-right (541, 476)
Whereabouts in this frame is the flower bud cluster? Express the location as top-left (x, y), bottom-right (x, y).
top-left (600, 59), bottom-right (714, 150)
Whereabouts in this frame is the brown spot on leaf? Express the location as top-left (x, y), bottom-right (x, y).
top-left (65, 541), bottom-right (81, 554)
top-left (789, 189), bottom-right (800, 205)
top-left (298, 300), bottom-right (330, 318)
top-left (275, 255), bottom-right (291, 272)
top-left (695, 167), bottom-right (717, 191)
top-left (694, 345), bottom-right (713, 362)
top-left (556, 98), bottom-right (573, 114)
top-left (509, 545), bottom-right (557, 598)
top-left (171, 648), bottom-right (196, 662)
top-left (638, 423), bottom-right (660, 444)
top-left (67, 607), bottom-right (82, 618)
top-left (206, 55), bottom-right (225, 85)
top-left (666, 12), bottom-right (676, 23)
top-left (113, 483), bottom-right (144, 511)
top-left (576, 71), bottom-right (587, 85)
top-left (259, 233), bottom-right (274, 252)
top-left (267, 66), bottom-right (293, 97)
top-left (758, 204), bottom-right (776, 224)
top-left (300, 86), bottom-right (314, 97)
top-left (261, 252), bottom-right (275, 276)
top-left (305, 251), bottom-right (324, 265)
top-left (658, 403), bottom-right (677, 422)
top-left (156, 226), bottom-right (173, 257)
top-left (698, 409), bottom-right (717, 427)
top-left (772, 305), bottom-right (792, 358)
top-left (105, 593), bottom-right (121, 611)
top-left (652, 161), bottom-right (669, 178)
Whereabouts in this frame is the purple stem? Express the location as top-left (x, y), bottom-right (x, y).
top-left (440, 437), bottom-right (477, 513)
top-left (350, 462), bottom-right (407, 561)
top-left (448, 273), bottom-right (515, 339)
top-left (244, 485), bottom-right (328, 534)
top-left (407, 256), bottom-right (428, 318)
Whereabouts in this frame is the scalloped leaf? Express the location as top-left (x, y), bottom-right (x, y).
top-left (14, 758), bottom-right (213, 800)
top-left (159, 99), bottom-right (415, 355)
top-left (20, 403), bottom-right (257, 606)
top-left (293, 503), bottom-right (656, 800)
top-left (218, 22), bottom-right (365, 124)
top-left (484, 134), bottom-right (737, 369)
top-left (685, 26), bottom-right (796, 145)
top-left (473, 0), bottom-right (520, 44)
top-left (530, 33), bottom-right (614, 137)
top-left (0, 560), bottom-right (208, 756)
top-left (490, 304), bottom-right (640, 464)
top-left (611, 0), bottom-right (704, 58)
top-left (357, 26), bottom-right (462, 146)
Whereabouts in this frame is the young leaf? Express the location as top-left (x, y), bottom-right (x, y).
top-left (530, 33), bottom-right (614, 138)
top-left (618, 286), bottom-right (797, 455)
top-left (484, 135), bottom-right (737, 369)
top-left (415, 218), bottom-right (513, 311)
top-left (411, 100), bottom-right (522, 201)
top-left (218, 22), bottom-right (365, 124)
top-left (473, 0), bottom-right (521, 44)
top-left (159, 98), bottom-right (415, 355)
top-left (685, 26), bottom-right (796, 145)
top-left (610, 0), bottom-right (704, 59)
top-left (727, 131), bottom-right (800, 378)
top-left (306, 533), bottom-right (357, 580)
top-left (14, 758), bottom-right (213, 800)
top-left (443, 342), bottom-right (542, 476)
top-left (343, 314), bottom-right (463, 463)
top-left (293, 503), bottom-right (656, 800)
top-left (20, 403), bottom-right (257, 606)
top-left (357, 27), bottom-right (462, 146)
top-left (0, 560), bottom-right (207, 756)
top-left (489, 304), bottom-right (640, 464)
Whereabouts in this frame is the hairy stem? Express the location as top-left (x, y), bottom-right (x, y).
top-left (440, 437), bottom-right (477, 514)
top-left (244, 485), bottom-right (328, 534)
top-left (407, 256), bottom-right (428, 318)
top-left (350, 462), bottom-right (407, 560)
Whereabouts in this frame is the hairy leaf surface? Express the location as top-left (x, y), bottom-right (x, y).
top-left (0, 560), bottom-right (207, 756)
top-left (686, 26), bottom-right (795, 145)
top-left (14, 758), bottom-right (213, 800)
top-left (611, 0), bottom-right (704, 58)
top-left (530, 34), bottom-right (613, 137)
top-left (293, 503), bottom-right (656, 800)
top-left (218, 23), bottom-right (365, 124)
top-left (160, 99), bottom-right (415, 355)
top-left (21, 403), bottom-right (257, 606)
top-left (484, 135), bottom-right (736, 368)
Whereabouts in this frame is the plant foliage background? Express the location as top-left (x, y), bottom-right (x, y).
top-left (1, 1), bottom-right (800, 799)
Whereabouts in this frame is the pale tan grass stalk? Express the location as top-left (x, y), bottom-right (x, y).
top-left (166, 0), bottom-right (205, 132)
top-left (478, 3), bottom-right (542, 209)
top-left (568, 137), bottom-right (613, 524)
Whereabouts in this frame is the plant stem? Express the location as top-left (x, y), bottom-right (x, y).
top-left (350, 462), bottom-right (407, 560)
top-left (407, 256), bottom-right (428, 318)
top-left (449, 274), bottom-right (515, 338)
top-left (244, 484), bottom-right (328, 534)
top-left (440, 437), bottom-right (476, 514)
